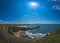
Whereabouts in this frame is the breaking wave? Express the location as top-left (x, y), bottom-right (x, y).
top-left (25, 31), bottom-right (50, 39)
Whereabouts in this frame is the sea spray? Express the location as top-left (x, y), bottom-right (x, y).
top-left (25, 31), bottom-right (50, 39)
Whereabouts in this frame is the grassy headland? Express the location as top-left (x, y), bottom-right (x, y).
top-left (0, 24), bottom-right (60, 43)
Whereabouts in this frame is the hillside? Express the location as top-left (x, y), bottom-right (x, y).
top-left (0, 25), bottom-right (60, 43)
top-left (37, 28), bottom-right (60, 43)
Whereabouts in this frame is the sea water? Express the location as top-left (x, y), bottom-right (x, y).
top-left (24, 24), bottom-right (60, 39)
top-left (25, 24), bottom-right (60, 33)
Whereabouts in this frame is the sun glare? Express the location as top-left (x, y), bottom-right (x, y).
top-left (29, 2), bottom-right (39, 8)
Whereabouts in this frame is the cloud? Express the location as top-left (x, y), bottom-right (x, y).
top-left (0, 20), bottom-right (60, 24)
top-left (17, 21), bottom-right (60, 24)
top-left (0, 20), bottom-right (11, 24)
top-left (52, 5), bottom-right (60, 10)
top-left (24, 14), bottom-right (30, 17)
top-left (47, 0), bottom-right (60, 2)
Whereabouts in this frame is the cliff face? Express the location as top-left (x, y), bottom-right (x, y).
top-left (6, 26), bottom-right (40, 37)
top-left (14, 30), bottom-right (25, 37)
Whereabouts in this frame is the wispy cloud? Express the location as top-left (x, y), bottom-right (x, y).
top-left (17, 21), bottom-right (60, 24)
top-left (47, 0), bottom-right (60, 2)
top-left (52, 5), bottom-right (60, 10)
top-left (24, 14), bottom-right (30, 17)
top-left (0, 20), bottom-right (11, 24)
top-left (0, 20), bottom-right (60, 24)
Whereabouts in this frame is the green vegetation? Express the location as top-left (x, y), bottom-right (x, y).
top-left (43, 28), bottom-right (60, 43)
top-left (0, 24), bottom-right (60, 43)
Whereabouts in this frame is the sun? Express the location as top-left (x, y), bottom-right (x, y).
top-left (29, 2), bottom-right (38, 7)
top-left (28, 2), bottom-right (39, 8)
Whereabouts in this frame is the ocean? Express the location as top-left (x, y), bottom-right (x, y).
top-left (25, 24), bottom-right (60, 33)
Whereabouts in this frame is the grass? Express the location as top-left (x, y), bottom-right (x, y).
top-left (0, 24), bottom-right (60, 43)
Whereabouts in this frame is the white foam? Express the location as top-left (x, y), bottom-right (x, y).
top-left (25, 31), bottom-right (50, 39)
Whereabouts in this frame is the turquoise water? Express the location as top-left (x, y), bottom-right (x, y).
top-left (26, 24), bottom-right (60, 33)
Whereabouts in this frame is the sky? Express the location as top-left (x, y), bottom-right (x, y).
top-left (0, 0), bottom-right (60, 24)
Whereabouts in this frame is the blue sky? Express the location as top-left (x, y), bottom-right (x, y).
top-left (0, 0), bottom-right (60, 24)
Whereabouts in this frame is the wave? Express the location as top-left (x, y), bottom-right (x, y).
top-left (25, 31), bottom-right (50, 39)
